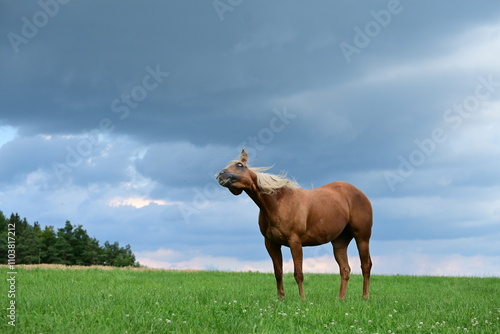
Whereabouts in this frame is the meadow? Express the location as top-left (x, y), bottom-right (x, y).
top-left (1, 265), bottom-right (499, 333)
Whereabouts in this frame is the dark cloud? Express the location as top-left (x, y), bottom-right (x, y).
top-left (1, 0), bottom-right (500, 274)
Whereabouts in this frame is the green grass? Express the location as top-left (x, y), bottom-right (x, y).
top-left (1, 265), bottom-right (499, 333)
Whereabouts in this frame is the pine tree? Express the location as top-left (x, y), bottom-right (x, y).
top-left (82, 236), bottom-right (102, 265)
top-left (54, 221), bottom-right (76, 265)
top-left (102, 241), bottom-right (138, 267)
top-left (37, 225), bottom-right (58, 263)
top-left (13, 214), bottom-right (43, 264)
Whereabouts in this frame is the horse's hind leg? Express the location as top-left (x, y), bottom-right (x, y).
top-left (349, 191), bottom-right (373, 299)
top-left (332, 228), bottom-right (354, 299)
top-left (355, 237), bottom-right (372, 299)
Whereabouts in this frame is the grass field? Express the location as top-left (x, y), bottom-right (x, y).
top-left (1, 265), bottom-right (499, 333)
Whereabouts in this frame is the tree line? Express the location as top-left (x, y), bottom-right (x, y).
top-left (0, 211), bottom-right (139, 267)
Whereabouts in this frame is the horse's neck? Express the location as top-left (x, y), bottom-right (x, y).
top-left (244, 185), bottom-right (288, 215)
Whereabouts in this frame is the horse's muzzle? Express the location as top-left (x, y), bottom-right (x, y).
top-left (216, 170), bottom-right (234, 187)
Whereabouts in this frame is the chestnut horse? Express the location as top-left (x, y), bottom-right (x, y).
top-left (217, 150), bottom-right (373, 300)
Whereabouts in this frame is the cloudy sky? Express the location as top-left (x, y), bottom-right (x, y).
top-left (2, 0), bottom-right (500, 276)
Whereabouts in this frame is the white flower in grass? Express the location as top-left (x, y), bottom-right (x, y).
top-left (166, 319), bottom-right (171, 324)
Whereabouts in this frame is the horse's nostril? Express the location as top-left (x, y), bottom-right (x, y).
top-left (216, 170), bottom-right (228, 182)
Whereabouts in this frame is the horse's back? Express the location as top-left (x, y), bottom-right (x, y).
top-left (318, 181), bottom-right (369, 202)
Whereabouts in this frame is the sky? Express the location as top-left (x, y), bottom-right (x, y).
top-left (1, 0), bottom-right (500, 276)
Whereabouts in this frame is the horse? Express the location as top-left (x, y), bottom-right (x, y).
top-left (216, 149), bottom-right (373, 300)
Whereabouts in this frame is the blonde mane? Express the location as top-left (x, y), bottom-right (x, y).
top-left (250, 166), bottom-right (300, 195)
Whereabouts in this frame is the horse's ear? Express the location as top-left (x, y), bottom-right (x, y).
top-left (240, 149), bottom-right (248, 165)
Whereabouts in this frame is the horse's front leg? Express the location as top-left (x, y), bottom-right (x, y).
top-left (265, 238), bottom-right (285, 299)
top-left (289, 238), bottom-right (305, 300)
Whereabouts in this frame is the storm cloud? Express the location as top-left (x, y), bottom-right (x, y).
top-left (1, 0), bottom-right (500, 275)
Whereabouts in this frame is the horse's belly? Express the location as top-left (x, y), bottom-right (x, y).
top-left (301, 234), bottom-right (336, 246)
top-left (301, 218), bottom-right (347, 246)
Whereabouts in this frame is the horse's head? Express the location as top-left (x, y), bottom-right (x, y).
top-left (216, 149), bottom-right (253, 195)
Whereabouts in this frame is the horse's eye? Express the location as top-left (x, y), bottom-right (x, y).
top-left (236, 163), bottom-right (244, 168)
